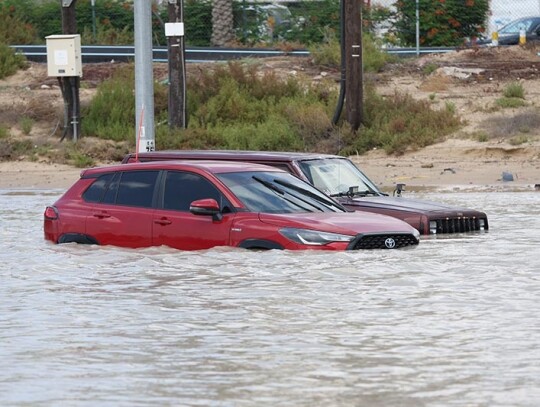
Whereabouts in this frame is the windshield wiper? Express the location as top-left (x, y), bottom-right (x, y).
top-left (273, 179), bottom-right (344, 211)
top-left (330, 188), bottom-right (380, 198)
top-left (252, 176), bottom-right (315, 212)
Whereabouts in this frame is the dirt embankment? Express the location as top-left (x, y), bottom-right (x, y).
top-left (0, 46), bottom-right (539, 190)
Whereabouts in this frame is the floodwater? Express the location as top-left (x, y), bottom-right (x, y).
top-left (1, 189), bottom-right (539, 406)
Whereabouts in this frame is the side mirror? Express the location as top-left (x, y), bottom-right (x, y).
top-left (190, 198), bottom-right (223, 221)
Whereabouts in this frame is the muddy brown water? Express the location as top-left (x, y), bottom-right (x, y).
top-left (1, 189), bottom-right (539, 406)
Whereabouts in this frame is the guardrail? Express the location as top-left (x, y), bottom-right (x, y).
top-left (11, 45), bottom-right (457, 64)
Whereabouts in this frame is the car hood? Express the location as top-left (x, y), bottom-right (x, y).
top-left (343, 196), bottom-right (485, 216)
top-left (258, 211), bottom-right (417, 235)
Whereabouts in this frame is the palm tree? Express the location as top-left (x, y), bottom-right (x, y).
top-left (211, 0), bottom-right (234, 46)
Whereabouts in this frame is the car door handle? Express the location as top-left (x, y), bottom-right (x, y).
top-left (93, 212), bottom-right (110, 219)
top-left (154, 218), bottom-right (172, 226)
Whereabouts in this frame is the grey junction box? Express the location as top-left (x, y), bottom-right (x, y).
top-left (45, 34), bottom-right (82, 77)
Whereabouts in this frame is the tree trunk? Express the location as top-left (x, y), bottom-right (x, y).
top-left (211, 0), bottom-right (234, 47)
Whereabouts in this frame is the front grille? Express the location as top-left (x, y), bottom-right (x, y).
top-left (432, 217), bottom-right (488, 234)
top-left (348, 233), bottom-right (419, 250)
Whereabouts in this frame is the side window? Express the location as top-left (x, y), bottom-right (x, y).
top-left (163, 171), bottom-right (228, 212)
top-left (115, 171), bottom-right (159, 208)
top-left (82, 173), bottom-right (114, 203)
top-left (102, 172), bottom-right (120, 204)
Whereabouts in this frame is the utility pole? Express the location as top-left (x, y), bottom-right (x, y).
top-left (134, 0), bottom-right (155, 152)
top-left (59, 0), bottom-right (80, 142)
top-left (167, 0), bottom-right (187, 129)
top-left (344, 0), bottom-right (363, 131)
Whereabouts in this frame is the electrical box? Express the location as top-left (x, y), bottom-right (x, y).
top-left (45, 34), bottom-right (82, 77)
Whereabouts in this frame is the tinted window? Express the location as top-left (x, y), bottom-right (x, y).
top-left (102, 172), bottom-right (120, 204)
top-left (82, 173), bottom-right (114, 203)
top-left (115, 171), bottom-right (159, 208)
top-left (163, 171), bottom-right (225, 212)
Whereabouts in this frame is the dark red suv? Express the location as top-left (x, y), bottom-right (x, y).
top-left (122, 151), bottom-right (489, 235)
top-left (44, 160), bottom-right (420, 251)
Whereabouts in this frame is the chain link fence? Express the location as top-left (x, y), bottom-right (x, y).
top-left (3, 0), bottom-right (540, 48)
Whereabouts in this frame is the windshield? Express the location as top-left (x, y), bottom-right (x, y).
top-left (297, 158), bottom-right (382, 197)
top-left (218, 171), bottom-right (345, 213)
top-left (500, 18), bottom-right (535, 34)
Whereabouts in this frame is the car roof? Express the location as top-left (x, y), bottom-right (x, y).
top-left (82, 159), bottom-right (287, 177)
top-left (125, 150), bottom-right (344, 163)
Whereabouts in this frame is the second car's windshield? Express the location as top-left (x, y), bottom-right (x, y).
top-left (218, 171), bottom-right (345, 213)
top-left (297, 158), bottom-right (381, 197)
top-left (500, 18), bottom-right (534, 34)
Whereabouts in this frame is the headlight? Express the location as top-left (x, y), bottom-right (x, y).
top-left (279, 228), bottom-right (354, 246)
top-left (429, 220), bottom-right (438, 234)
top-left (413, 228), bottom-right (421, 239)
top-left (479, 218), bottom-right (485, 230)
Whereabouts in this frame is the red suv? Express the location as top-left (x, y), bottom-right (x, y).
top-left (123, 151), bottom-right (489, 235)
top-left (44, 161), bottom-right (420, 251)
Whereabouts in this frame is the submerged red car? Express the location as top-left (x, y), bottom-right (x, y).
top-left (44, 160), bottom-right (420, 251)
top-left (122, 151), bottom-right (489, 235)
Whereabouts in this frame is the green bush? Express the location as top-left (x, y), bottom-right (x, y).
top-left (0, 43), bottom-right (27, 79)
top-left (310, 31), bottom-right (397, 71)
top-left (0, 5), bottom-right (37, 44)
top-left (392, 0), bottom-right (489, 46)
top-left (81, 66), bottom-right (137, 141)
top-left (503, 82), bottom-right (525, 99)
top-left (84, 61), bottom-right (461, 156)
top-left (341, 88), bottom-right (461, 155)
top-left (19, 116), bottom-right (34, 135)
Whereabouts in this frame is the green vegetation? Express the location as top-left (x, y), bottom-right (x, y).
top-left (310, 31), bottom-right (397, 71)
top-left (509, 135), bottom-right (528, 146)
top-left (393, 0), bottom-right (489, 46)
top-left (0, 125), bottom-right (10, 139)
top-left (19, 116), bottom-right (34, 135)
top-left (496, 97), bottom-right (526, 109)
top-left (341, 88), bottom-right (461, 155)
top-left (0, 43), bottom-right (27, 79)
top-left (503, 82), bottom-right (525, 99)
top-left (81, 62), bottom-right (462, 156)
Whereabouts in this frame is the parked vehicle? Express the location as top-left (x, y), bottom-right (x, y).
top-left (122, 151), bottom-right (489, 235)
top-left (476, 16), bottom-right (540, 45)
top-left (44, 160), bottom-right (420, 251)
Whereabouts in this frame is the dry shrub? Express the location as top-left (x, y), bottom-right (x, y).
top-left (23, 95), bottom-right (62, 121)
top-left (419, 74), bottom-right (453, 92)
top-left (481, 109), bottom-right (540, 139)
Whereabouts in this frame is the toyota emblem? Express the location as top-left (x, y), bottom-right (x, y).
top-left (384, 238), bottom-right (396, 249)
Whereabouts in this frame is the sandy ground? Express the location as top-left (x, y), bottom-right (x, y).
top-left (1, 141), bottom-right (538, 192)
top-left (1, 47), bottom-right (540, 192)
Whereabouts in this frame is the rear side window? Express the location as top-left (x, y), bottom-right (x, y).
top-left (115, 171), bottom-right (159, 208)
top-left (82, 173), bottom-right (114, 203)
top-left (163, 171), bottom-right (226, 212)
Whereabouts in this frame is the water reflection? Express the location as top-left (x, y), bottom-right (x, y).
top-left (1, 189), bottom-right (539, 406)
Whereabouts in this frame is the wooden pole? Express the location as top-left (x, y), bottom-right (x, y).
top-left (167, 0), bottom-right (187, 129)
top-left (60, 0), bottom-right (79, 141)
top-left (344, 0), bottom-right (363, 131)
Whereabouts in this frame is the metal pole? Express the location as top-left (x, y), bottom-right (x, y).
top-left (416, 0), bottom-right (420, 56)
top-left (134, 0), bottom-right (155, 152)
top-left (91, 0), bottom-right (96, 42)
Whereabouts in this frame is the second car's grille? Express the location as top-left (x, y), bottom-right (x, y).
top-left (348, 233), bottom-right (419, 250)
top-left (432, 217), bottom-right (488, 234)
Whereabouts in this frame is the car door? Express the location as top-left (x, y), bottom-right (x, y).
top-left (152, 170), bottom-right (236, 250)
top-left (85, 170), bottom-right (159, 247)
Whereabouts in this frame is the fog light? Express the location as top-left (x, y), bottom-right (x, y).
top-left (429, 220), bottom-right (438, 234)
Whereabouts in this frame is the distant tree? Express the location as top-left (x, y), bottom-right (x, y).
top-left (392, 0), bottom-right (489, 46)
